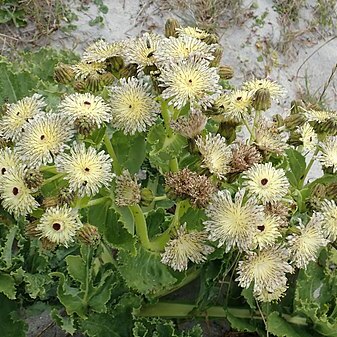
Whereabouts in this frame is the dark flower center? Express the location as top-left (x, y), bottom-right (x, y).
top-left (129, 105), bottom-right (132, 108)
top-left (52, 223), bottom-right (61, 231)
top-left (12, 187), bottom-right (19, 195)
top-left (236, 96), bottom-right (242, 101)
top-left (40, 135), bottom-right (45, 140)
top-left (257, 225), bottom-right (265, 231)
top-left (1, 167), bottom-right (6, 175)
top-left (83, 180), bottom-right (88, 186)
top-left (84, 101), bottom-right (91, 105)
top-left (261, 178), bottom-right (268, 186)
top-left (188, 79), bottom-right (193, 83)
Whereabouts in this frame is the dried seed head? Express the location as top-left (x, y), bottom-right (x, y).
top-left (218, 65), bottom-right (234, 80)
top-left (264, 201), bottom-right (291, 227)
top-left (42, 196), bottom-right (59, 208)
top-left (170, 110), bottom-right (208, 139)
top-left (40, 237), bottom-right (57, 251)
top-left (252, 88), bottom-right (271, 111)
top-left (115, 170), bottom-right (141, 206)
top-left (230, 143), bottom-right (262, 173)
top-left (25, 220), bottom-right (41, 238)
top-left (24, 168), bottom-right (44, 190)
top-left (165, 168), bottom-right (216, 208)
top-left (54, 63), bottom-right (75, 84)
top-left (77, 224), bottom-right (101, 246)
top-left (165, 18), bottom-right (180, 38)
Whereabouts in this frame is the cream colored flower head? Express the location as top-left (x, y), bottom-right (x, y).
top-left (254, 283), bottom-right (288, 303)
top-left (204, 189), bottom-right (264, 252)
top-left (321, 199), bottom-right (337, 241)
top-left (0, 147), bottom-right (21, 180)
top-left (59, 92), bottom-right (112, 127)
top-left (298, 123), bottom-right (318, 152)
top-left (37, 205), bottom-right (82, 248)
top-left (82, 39), bottom-right (125, 63)
top-left (319, 136), bottom-right (337, 172)
top-left (15, 113), bottom-right (74, 168)
top-left (254, 215), bottom-right (282, 250)
top-left (72, 61), bottom-right (106, 80)
top-left (196, 133), bottom-right (232, 179)
top-left (305, 109), bottom-right (334, 123)
top-left (159, 57), bottom-right (221, 109)
top-left (176, 26), bottom-right (211, 40)
top-left (0, 94), bottom-right (46, 141)
top-left (55, 142), bottom-right (113, 197)
top-left (227, 90), bottom-right (253, 119)
top-left (155, 35), bottom-right (215, 63)
top-left (124, 33), bottom-right (162, 71)
top-left (242, 78), bottom-right (285, 100)
top-left (287, 213), bottom-right (328, 269)
top-left (161, 223), bottom-right (214, 272)
top-left (109, 77), bottom-right (159, 135)
top-left (236, 246), bottom-right (293, 294)
top-left (243, 163), bottom-right (289, 204)
top-left (0, 167), bottom-right (39, 219)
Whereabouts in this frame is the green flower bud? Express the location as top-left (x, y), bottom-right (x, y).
top-left (252, 88), bottom-right (271, 111)
top-left (165, 18), bottom-right (180, 38)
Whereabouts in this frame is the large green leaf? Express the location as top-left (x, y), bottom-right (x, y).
top-left (117, 245), bottom-right (177, 296)
top-left (285, 148), bottom-right (306, 188)
top-left (0, 273), bottom-right (16, 299)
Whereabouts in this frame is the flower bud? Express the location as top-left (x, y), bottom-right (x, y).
top-left (58, 187), bottom-right (75, 206)
top-left (77, 224), bottom-right (101, 246)
top-left (284, 114), bottom-right (306, 130)
top-left (120, 63), bottom-right (138, 79)
top-left (74, 117), bottom-right (97, 136)
top-left (54, 63), bottom-right (75, 84)
top-left (209, 46), bottom-right (223, 67)
top-left (203, 33), bottom-right (219, 45)
top-left (140, 188), bottom-right (154, 207)
top-left (165, 18), bottom-right (180, 38)
top-left (252, 88), bottom-right (271, 111)
top-left (24, 168), bottom-right (44, 190)
top-left (218, 65), bottom-right (234, 80)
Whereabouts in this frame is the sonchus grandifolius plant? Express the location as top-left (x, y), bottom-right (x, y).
top-left (1, 18), bottom-right (337, 337)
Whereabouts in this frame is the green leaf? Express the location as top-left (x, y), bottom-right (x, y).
top-left (0, 294), bottom-right (27, 337)
top-left (51, 308), bottom-right (77, 335)
top-left (23, 273), bottom-right (51, 299)
top-left (267, 311), bottom-right (312, 337)
top-left (117, 245), bottom-right (177, 296)
top-left (1, 226), bottom-right (17, 270)
top-left (0, 273), bottom-right (16, 299)
top-left (0, 59), bottom-right (38, 104)
top-left (65, 255), bottom-right (86, 288)
top-left (285, 148), bottom-right (306, 188)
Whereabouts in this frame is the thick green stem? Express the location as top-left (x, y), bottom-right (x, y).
top-left (169, 158), bottom-right (179, 172)
top-left (41, 173), bottom-right (65, 186)
top-left (242, 118), bottom-right (254, 143)
top-left (153, 195), bottom-right (168, 201)
top-left (136, 302), bottom-right (307, 326)
top-left (78, 196), bottom-right (110, 209)
top-left (104, 133), bottom-right (122, 175)
top-left (299, 147), bottom-right (319, 189)
top-left (161, 100), bottom-right (173, 137)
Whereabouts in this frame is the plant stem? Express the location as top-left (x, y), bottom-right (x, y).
top-left (79, 196), bottom-right (110, 209)
top-left (153, 195), bottom-right (168, 201)
top-left (104, 133), bottom-right (122, 175)
top-left (41, 173), bottom-right (65, 186)
top-left (299, 147), bottom-right (319, 189)
top-left (169, 158), bottom-right (179, 172)
top-left (161, 100), bottom-right (173, 137)
top-left (242, 117), bottom-right (254, 142)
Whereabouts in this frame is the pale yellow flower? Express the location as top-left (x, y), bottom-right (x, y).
top-left (161, 223), bottom-right (214, 271)
top-left (196, 133), bottom-right (232, 179)
top-left (242, 78), bottom-right (285, 99)
top-left (243, 163), bottom-right (290, 204)
top-left (320, 136), bottom-right (337, 172)
top-left (254, 215), bottom-right (282, 250)
top-left (82, 39), bottom-right (125, 63)
top-left (37, 205), bottom-right (82, 247)
top-left (321, 199), bottom-right (337, 241)
top-left (176, 26), bottom-right (211, 40)
top-left (72, 61), bottom-right (106, 80)
top-left (298, 123), bottom-right (318, 152)
top-left (0, 147), bottom-right (21, 179)
top-left (204, 189), bottom-right (264, 252)
top-left (254, 284), bottom-right (288, 303)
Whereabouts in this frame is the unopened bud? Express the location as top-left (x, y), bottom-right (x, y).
top-left (24, 169), bottom-right (44, 190)
top-left (54, 63), bottom-right (75, 84)
top-left (58, 187), bottom-right (75, 206)
top-left (77, 224), bottom-right (101, 246)
top-left (218, 65), bottom-right (234, 80)
top-left (290, 100), bottom-right (305, 115)
top-left (203, 33), bottom-right (218, 45)
top-left (165, 18), bottom-right (180, 38)
top-left (252, 88), bottom-right (271, 111)
top-left (140, 188), bottom-right (154, 207)
top-left (284, 114), bottom-right (306, 130)
top-left (209, 46), bottom-right (223, 67)
top-left (74, 117), bottom-right (97, 136)
top-left (120, 63), bottom-right (138, 79)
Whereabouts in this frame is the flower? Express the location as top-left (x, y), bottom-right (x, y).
top-left (243, 163), bottom-right (289, 204)
top-left (15, 113), bottom-right (74, 168)
top-left (242, 78), bottom-right (285, 100)
top-left (82, 40), bottom-right (125, 63)
top-left (176, 26), bottom-right (211, 40)
top-left (170, 110), bottom-right (207, 139)
top-left (109, 77), bottom-right (159, 134)
top-left (72, 61), bottom-right (106, 80)
top-left (254, 119), bottom-right (288, 155)
top-left (115, 170), bottom-right (141, 206)
top-left (196, 133), bottom-right (232, 179)
top-left (0, 167), bottom-right (39, 218)
top-left (254, 284), bottom-right (288, 302)
top-left (227, 90), bottom-right (253, 119)
top-left (155, 35), bottom-right (215, 63)
top-left (298, 123), bottom-right (318, 152)
top-left (321, 199), bottom-right (337, 241)
top-left (159, 57), bottom-right (221, 109)
top-left (305, 109), bottom-right (334, 123)
top-left (288, 213), bottom-right (328, 269)
top-left (124, 33), bottom-right (162, 71)
top-left (0, 94), bottom-right (46, 141)
top-left (0, 147), bottom-right (21, 179)
top-left (161, 223), bottom-right (214, 271)
top-left (204, 189), bottom-right (264, 252)
top-left (55, 142), bottom-right (112, 197)
top-left (320, 136), bottom-right (337, 172)
top-left (236, 246), bottom-right (293, 293)
top-left (254, 215), bottom-right (282, 249)
top-left (37, 205), bottom-right (82, 247)
top-left (59, 93), bottom-right (112, 127)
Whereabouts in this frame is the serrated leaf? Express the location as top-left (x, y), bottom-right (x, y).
top-left (117, 245), bottom-right (177, 296)
top-left (0, 273), bottom-right (16, 299)
top-left (23, 273), bottom-right (51, 299)
top-left (65, 255), bottom-right (86, 288)
top-left (1, 226), bottom-right (17, 270)
top-left (0, 60), bottom-right (38, 104)
top-left (267, 311), bottom-right (312, 337)
top-left (51, 308), bottom-right (77, 335)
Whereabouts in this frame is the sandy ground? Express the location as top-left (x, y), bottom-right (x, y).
top-left (12, 0), bottom-right (337, 335)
